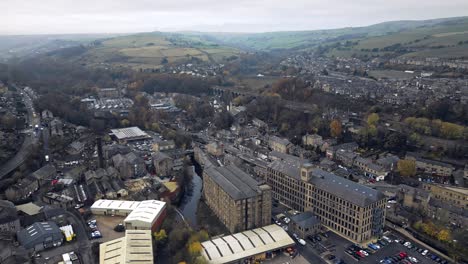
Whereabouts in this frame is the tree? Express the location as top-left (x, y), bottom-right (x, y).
top-left (367, 113), bottom-right (380, 126)
top-left (5, 187), bottom-right (20, 201)
top-left (330, 119), bottom-right (342, 139)
top-left (120, 119), bottom-right (130, 127)
top-left (437, 228), bottom-right (451, 242)
top-left (421, 221), bottom-right (438, 237)
top-left (1, 113), bottom-right (16, 130)
top-left (397, 159), bottom-right (416, 177)
top-left (153, 229), bottom-right (168, 245)
top-left (214, 110), bottom-right (234, 130)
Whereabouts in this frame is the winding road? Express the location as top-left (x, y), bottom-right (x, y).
top-left (0, 86), bottom-right (40, 179)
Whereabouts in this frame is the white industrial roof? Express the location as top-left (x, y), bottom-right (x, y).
top-left (124, 200), bottom-right (166, 224)
top-left (91, 199), bottom-right (141, 212)
top-left (201, 224), bottom-right (295, 264)
top-left (91, 199), bottom-right (166, 225)
top-left (110, 127), bottom-right (150, 140)
top-left (100, 230), bottom-right (154, 264)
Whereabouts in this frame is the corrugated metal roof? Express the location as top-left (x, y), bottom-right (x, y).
top-left (201, 224), bottom-right (295, 264)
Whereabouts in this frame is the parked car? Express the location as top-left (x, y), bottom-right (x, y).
top-left (356, 251), bottom-right (366, 258)
top-left (298, 239), bottom-right (306, 246)
top-left (91, 231), bottom-right (102, 239)
top-left (422, 250), bottom-right (428, 256)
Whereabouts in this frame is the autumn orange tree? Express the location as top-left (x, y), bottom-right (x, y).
top-left (330, 119), bottom-right (342, 139)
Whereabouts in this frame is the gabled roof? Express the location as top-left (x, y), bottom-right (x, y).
top-left (201, 224), bottom-right (294, 264)
top-left (17, 222), bottom-right (62, 249)
top-left (31, 164), bottom-right (56, 181)
top-left (290, 212), bottom-right (320, 228)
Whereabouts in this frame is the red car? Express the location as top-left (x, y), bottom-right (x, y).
top-left (399, 252), bottom-right (408, 258)
top-left (356, 251), bottom-right (366, 258)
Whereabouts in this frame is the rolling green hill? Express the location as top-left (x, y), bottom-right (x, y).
top-left (51, 32), bottom-right (241, 69)
top-left (5, 16), bottom-right (468, 67)
top-left (200, 16), bottom-right (468, 59)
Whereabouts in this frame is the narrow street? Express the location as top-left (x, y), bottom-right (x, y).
top-left (0, 86), bottom-right (40, 179)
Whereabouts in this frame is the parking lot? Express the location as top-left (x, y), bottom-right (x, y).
top-left (90, 215), bottom-right (126, 242)
top-left (303, 231), bottom-right (451, 264)
top-left (271, 202), bottom-right (452, 264)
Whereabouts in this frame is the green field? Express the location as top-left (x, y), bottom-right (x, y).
top-left (64, 32), bottom-right (242, 69)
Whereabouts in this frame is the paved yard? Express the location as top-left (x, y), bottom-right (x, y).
top-left (92, 215), bottom-right (126, 242)
top-left (264, 252), bottom-right (311, 264)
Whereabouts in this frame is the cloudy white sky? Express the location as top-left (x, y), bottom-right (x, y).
top-left (2, 0), bottom-right (468, 35)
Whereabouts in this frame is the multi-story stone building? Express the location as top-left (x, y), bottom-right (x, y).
top-left (268, 136), bottom-right (292, 154)
top-left (203, 165), bottom-right (271, 233)
top-left (261, 156), bottom-right (386, 243)
top-left (422, 183), bottom-right (468, 209)
top-left (406, 152), bottom-right (454, 177)
top-left (302, 134), bottom-right (323, 147)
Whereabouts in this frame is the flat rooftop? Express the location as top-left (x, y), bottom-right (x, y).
top-left (201, 224), bottom-right (295, 264)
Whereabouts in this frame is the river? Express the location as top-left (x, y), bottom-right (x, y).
top-left (179, 165), bottom-right (203, 228)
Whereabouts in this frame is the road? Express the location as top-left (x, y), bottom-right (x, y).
top-left (0, 86), bottom-right (40, 179)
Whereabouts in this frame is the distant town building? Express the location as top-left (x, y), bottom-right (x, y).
top-left (422, 183), bottom-right (468, 209)
top-left (42, 192), bottom-right (74, 209)
top-left (268, 136), bottom-right (292, 154)
top-left (354, 157), bottom-right (388, 181)
top-left (31, 164), bottom-right (56, 185)
top-left (406, 152), bottom-right (454, 177)
top-left (0, 200), bottom-right (20, 233)
top-left (206, 141), bottom-right (224, 156)
top-left (110, 127), bottom-right (151, 143)
top-left (398, 184), bottom-right (431, 211)
top-left (302, 134), bottom-right (323, 147)
top-left (112, 152), bottom-right (146, 179)
top-left (152, 140), bottom-right (176, 152)
top-left (98, 87), bottom-right (120, 98)
top-left (290, 212), bottom-right (322, 239)
top-left (152, 152), bottom-right (173, 177)
top-left (203, 165), bottom-right (272, 233)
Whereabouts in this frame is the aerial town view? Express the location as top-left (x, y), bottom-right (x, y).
top-left (0, 1), bottom-right (468, 264)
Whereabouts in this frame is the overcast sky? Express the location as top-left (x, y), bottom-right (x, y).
top-left (2, 0), bottom-right (468, 35)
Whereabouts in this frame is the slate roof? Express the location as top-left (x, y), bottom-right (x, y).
top-left (153, 151), bottom-right (172, 162)
top-left (310, 169), bottom-right (386, 207)
top-left (269, 136), bottom-right (291, 146)
top-left (290, 212), bottom-right (320, 228)
top-left (268, 157), bottom-right (302, 180)
top-left (204, 165), bottom-right (261, 200)
top-left (17, 222), bottom-right (62, 249)
top-left (31, 164), bottom-right (56, 181)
